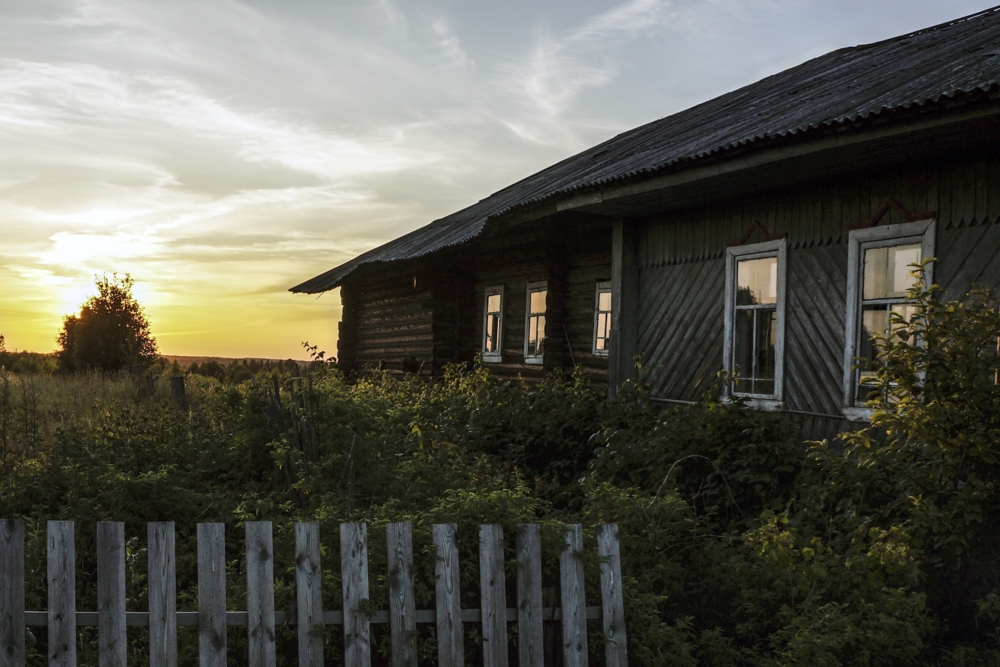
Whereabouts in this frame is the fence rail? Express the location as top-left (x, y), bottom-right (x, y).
top-left (0, 519), bottom-right (627, 667)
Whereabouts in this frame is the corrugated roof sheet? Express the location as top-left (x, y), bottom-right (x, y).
top-left (291, 6), bottom-right (1000, 293)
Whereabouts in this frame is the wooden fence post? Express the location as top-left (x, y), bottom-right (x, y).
top-left (148, 522), bottom-right (177, 667)
top-left (560, 525), bottom-right (587, 667)
top-left (48, 521), bottom-right (76, 667)
top-left (479, 524), bottom-right (507, 667)
top-left (341, 522), bottom-right (370, 667)
top-left (0, 520), bottom-right (24, 667)
top-left (198, 523), bottom-right (226, 667)
top-left (295, 523), bottom-right (323, 667)
top-left (516, 524), bottom-right (543, 667)
top-left (598, 523), bottom-right (628, 667)
top-left (432, 524), bottom-right (463, 667)
top-left (246, 522), bottom-right (276, 667)
top-left (386, 522), bottom-right (416, 667)
top-left (97, 522), bottom-right (126, 667)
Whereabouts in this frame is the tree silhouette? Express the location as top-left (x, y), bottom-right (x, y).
top-left (57, 274), bottom-right (159, 372)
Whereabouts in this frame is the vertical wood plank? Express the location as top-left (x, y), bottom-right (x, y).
top-left (97, 522), bottom-right (126, 667)
top-left (976, 155), bottom-right (989, 225)
top-left (560, 525), bottom-right (588, 667)
top-left (148, 522), bottom-right (177, 667)
top-left (433, 524), bottom-right (464, 667)
top-left (197, 523), bottom-right (226, 667)
top-left (295, 523), bottom-right (323, 667)
top-left (0, 520), bottom-right (24, 667)
top-left (47, 521), bottom-right (75, 667)
top-left (515, 524), bottom-right (543, 667)
top-left (597, 523), bottom-right (628, 667)
top-left (341, 523), bottom-right (371, 667)
top-left (386, 523), bottom-right (416, 667)
top-left (246, 522), bottom-right (276, 667)
top-left (479, 524), bottom-right (508, 667)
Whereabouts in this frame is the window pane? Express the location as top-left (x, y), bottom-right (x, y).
top-left (485, 314), bottom-right (499, 352)
top-left (864, 244), bottom-right (921, 300)
top-left (530, 289), bottom-right (547, 313)
top-left (890, 303), bottom-right (918, 344)
top-left (888, 245), bottom-right (921, 296)
top-left (755, 309), bottom-right (776, 382)
top-left (487, 294), bottom-right (501, 312)
top-left (734, 309), bottom-right (753, 386)
top-left (863, 246), bottom-right (888, 300)
top-left (598, 290), bottom-right (611, 312)
top-left (860, 305), bottom-right (887, 364)
top-left (736, 257), bottom-right (777, 305)
top-left (526, 314), bottom-right (545, 357)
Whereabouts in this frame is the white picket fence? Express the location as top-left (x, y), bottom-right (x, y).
top-left (0, 520), bottom-right (628, 667)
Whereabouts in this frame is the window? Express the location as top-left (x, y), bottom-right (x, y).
top-left (724, 239), bottom-right (787, 404)
top-left (593, 281), bottom-right (612, 356)
top-left (482, 285), bottom-right (504, 362)
top-left (843, 219), bottom-right (935, 417)
top-left (524, 281), bottom-right (547, 364)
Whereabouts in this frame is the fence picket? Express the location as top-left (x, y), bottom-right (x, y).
top-left (598, 523), bottom-right (628, 667)
top-left (97, 522), bottom-right (126, 667)
top-left (47, 521), bottom-right (76, 667)
top-left (8, 519), bottom-right (625, 666)
top-left (0, 520), bottom-right (24, 667)
top-left (341, 522), bottom-right (371, 667)
top-left (515, 524), bottom-right (543, 667)
top-left (246, 522), bottom-right (276, 667)
top-left (479, 524), bottom-right (507, 667)
top-left (148, 523), bottom-right (177, 667)
top-left (560, 525), bottom-right (588, 667)
top-left (432, 524), bottom-right (463, 667)
top-left (295, 523), bottom-right (323, 667)
top-left (197, 523), bottom-right (227, 667)
top-left (386, 522), bottom-right (417, 667)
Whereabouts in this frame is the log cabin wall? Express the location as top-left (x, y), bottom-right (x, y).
top-left (473, 223), bottom-right (612, 381)
top-left (339, 268), bottom-right (435, 376)
top-left (637, 151), bottom-right (1000, 422)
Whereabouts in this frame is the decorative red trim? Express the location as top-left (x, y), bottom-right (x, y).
top-left (850, 197), bottom-right (936, 230)
top-left (726, 220), bottom-right (788, 247)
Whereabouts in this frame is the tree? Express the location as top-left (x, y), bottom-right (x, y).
top-left (57, 274), bottom-right (159, 372)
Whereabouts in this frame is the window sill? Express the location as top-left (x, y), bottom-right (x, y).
top-left (841, 407), bottom-right (872, 422)
top-left (524, 357), bottom-right (544, 366)
top-left (482, 355), bottom-right (502, 364)
top-left (723, 396), bottom-right (783, 411)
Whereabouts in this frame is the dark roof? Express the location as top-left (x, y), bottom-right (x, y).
top-left (292, 6), bottom-right (1000, 293)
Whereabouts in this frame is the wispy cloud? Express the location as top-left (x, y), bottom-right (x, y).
top-left (0, 0), bottom-right (991, 357)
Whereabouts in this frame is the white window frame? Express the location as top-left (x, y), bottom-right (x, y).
top-left (593, 280), bottom-right (612, 357)
top-left (842, 219), bottom-right (935, 421)
top-left (524, 280), bottom-right (547, 365)
top-left (723, 238), bottom-right (787, 408)
top-left (482, 285), bottom-right (504, 363)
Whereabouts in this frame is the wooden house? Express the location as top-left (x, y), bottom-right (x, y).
top-left (292, 7), bottom-right (1000, 427)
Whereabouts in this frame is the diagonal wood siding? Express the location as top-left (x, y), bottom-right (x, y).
top-left (638, 153), bottom-right (1000, 412)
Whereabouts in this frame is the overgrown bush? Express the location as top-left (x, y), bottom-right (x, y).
top-left (3, 274), bottom-right (1000, 665)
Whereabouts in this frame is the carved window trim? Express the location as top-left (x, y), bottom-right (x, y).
top-left (723, 238), bottom-right (787, 408)
top-left (482, 285), bottom-right (504, 363)
top-left (842, 218), bottom-right (936, 421)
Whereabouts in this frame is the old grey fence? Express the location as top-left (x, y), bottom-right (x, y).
top-left (0, 520), bottom-right (627, 667)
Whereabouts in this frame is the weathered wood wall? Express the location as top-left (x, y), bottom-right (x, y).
top-left (637, 151), bottom-right (1000, 419)
top-left (339, 270), bottom-right (435, 376)
top-left (472, 224), bottom-right (612, 381)
top-left (338, 221), bottom-right (611, 380)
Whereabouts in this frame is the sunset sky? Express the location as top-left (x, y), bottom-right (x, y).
top-left (1, 0), bottom-right (993, 359)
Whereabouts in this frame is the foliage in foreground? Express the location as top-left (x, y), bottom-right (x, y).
top-left (2, 278), bottom-right (1000, 666)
